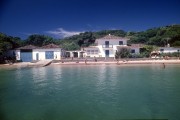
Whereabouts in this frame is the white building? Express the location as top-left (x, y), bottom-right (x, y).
top-left (158, 47), bottom-right (180, 53)
top-left (83, 35), bottom-right (143, 57)
top-left (15, 44), bottom-right (63, 62)
top-left (129, 44), bottom-right (144, 54)
top-left (151, 47), bottom-right (180, 58)
top-left (83, 34), bottom-right (129, 58)
top-left (65, 35), bottom-right (143, 58)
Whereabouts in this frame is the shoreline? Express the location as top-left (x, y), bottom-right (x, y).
top-left (1, 59), bottom-right (180, 68)
top-left (56, 59), bottom-right (180, 65)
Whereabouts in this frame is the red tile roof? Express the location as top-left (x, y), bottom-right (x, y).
top-left (41, 44), bottom-right (60, 49)
top-left (130, 44), bottom-right (144, 48)
top-left (16, 45), bottom-right (39, 49)
top-left (98, 34), bottom-right (129, 40)
top-left (16, 44), bottom-right (61, 49)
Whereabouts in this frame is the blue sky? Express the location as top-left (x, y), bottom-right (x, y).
top-left (0, 0), bottom-right (180, 39)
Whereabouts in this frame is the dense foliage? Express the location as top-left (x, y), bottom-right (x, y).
top-left (24, 34), bottom-right (56, 47)
top-left (0, 33), bottom-right (22, 55)
top-left (0, 24), bottom-right (180, 57)
top-left (115, 47), bottom-right (131, 59)
top-left (128, 25), bottom-right (180, 47)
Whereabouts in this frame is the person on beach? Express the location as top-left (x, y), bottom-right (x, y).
top-left (85, 59), bottom-right (87, 64)
top-left (61, 59), bottom-right (64, 63)
top-left (162, 63), bottom-right (165, 69)
top-left (76, 59), bottom-right (79, 63)
top-left (94, 56), bottom-right (97, 62)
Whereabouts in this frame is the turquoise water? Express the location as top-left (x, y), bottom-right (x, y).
top-left (0, 64), bottom-right (180, 120)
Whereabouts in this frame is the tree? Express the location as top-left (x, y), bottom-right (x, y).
top-left (43, 36), bottom-right (55, 45)
top-left (115, 47), bottom-right (131, 60)
top-left (141, 45), bottom-right (158, 57)
top-left (0, 33), bottom-right (22, 55)
top-left (25, 34), bottom-right (55, 47)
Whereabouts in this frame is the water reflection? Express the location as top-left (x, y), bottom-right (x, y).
top-left (1, 65), bottom-right (180, 120)
top-left (30, 66), bottom-right (63, 96)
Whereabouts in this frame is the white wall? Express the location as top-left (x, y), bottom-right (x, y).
top-left (97, 44), bottom-right (121, 57)
top-left (130, 47), bottom-right (140, 54)
top-left (84, 47), bottom-right (100, 57)
top-left (33, 48), bottom-right (61, 60)
top-left (159, 47), bottom-right (180, 53)
top-left (15, 50), bottom-right (20, 60)
top-left (83, 37), bottom-right (130, 58)
top-left (97, 38), bottom-right (127, 46)
top-left (95, 38), bottom-right (128, 57)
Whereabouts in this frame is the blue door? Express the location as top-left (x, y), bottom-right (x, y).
top-left (105, 50), bottom-right (109, 57)
top-left (20, 52), bottom-right (32, 62)
top-left (45, 51), bottom-right (54, 59)
top-left (36, 53), bottom-right (39, 60)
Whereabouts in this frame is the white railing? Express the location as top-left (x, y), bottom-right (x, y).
top-left (102, 45), bottom-right (113, 48)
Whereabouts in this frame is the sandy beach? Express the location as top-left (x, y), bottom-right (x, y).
top-left (0, 59), bottom-right (180, 68)
top-left (55, 59), bottom-right (180, 65)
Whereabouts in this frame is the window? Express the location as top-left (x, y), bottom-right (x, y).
top-left (131, 49), bottom-right (135, 53)
top-left (94, 50), bottom-right (99, 54)
top-left (87, 50), bottom-right (90, 55)
top-left (105, 41), bottom-right (109, 45)
top-left (91, 50), bottom-right (94, 54)
top-left (160, 49), bottom-right (164, 52)
top-left (119, 41), bottom-right (123, 45)
top-left (87, 49), bottom-right (99, 55)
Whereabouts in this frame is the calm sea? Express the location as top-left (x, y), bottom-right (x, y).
top-left (0, 64), bottom-right (180, 120)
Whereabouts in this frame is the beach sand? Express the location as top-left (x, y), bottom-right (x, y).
top-left (1, 59), bottom-right (180, 68)
top-left (55, 59), bottom-right (180, 65)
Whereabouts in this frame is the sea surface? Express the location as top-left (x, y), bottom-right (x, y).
top-left (0, 64), bottom-right (180, 120)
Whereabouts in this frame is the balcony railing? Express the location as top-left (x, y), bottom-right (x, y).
top-left (102, 44), bottom-right (113, 48)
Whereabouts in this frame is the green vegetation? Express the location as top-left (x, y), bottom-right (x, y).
top-left (25, 34), bottom-right (56, 47)
top-left (0, 33), bottom-right (22, 55)
top-left (0, 24), bottom-right (180, 60)
top-left (115, 47), bottom-right (131, 60)
top-left (139, 45), bottom-right (158, 57)
top-left (128, 25), bottom-right (180, 47)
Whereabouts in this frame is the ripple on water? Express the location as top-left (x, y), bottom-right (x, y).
top-left (0, 65), bottom-right (180, 120)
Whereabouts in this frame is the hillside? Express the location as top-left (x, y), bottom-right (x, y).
top-left (128, 24), bottom-right (180, 47)
top-left (1, 24), bottom-right (180, 54)
top-left (57, 24), bottom-right (180, 50)
top-left (57, 30), bottom-right (126, 50)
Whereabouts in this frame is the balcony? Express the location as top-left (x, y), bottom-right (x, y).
top-left (102, 44), bottom-right (113, 48)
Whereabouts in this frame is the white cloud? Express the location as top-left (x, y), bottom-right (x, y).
top-left (46, 28), bottom-right (83, 38)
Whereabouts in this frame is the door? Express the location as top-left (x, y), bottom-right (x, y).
top-left (36, 53), bottom-right (39, 60)
top-left (105, 41), bottom-right (109, 48)
top-left (20, 52), bottom-right (32, 62)
top-left (45, 51), bottom-right (54, 59)
top-left (73, 52), bottom-right (78, 58)
top-left (105, 50), bottom-right (109, 57)
top-left (20, 49), bottom-right (32, 62)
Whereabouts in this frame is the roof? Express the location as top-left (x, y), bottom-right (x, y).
top-left (83, 46), bottom-right (99, 50)
top-left (116, 46), bottom-right (129, 49)
top-left (83, 46), bottom-right (98, 48)
top-left (130, 44), bottom-right (144, 48)
top-left (41, 44), bottom-right (60, 49)
top-left (16, 44), bottom-right (61, 50)
top-left (97, 34), bottom-right (129, 40)
top-left (116, 45), bottom-right (144, 49)
top-left (16, 45), bottom-right (39, 49)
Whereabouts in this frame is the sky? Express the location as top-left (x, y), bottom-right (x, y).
top-left (0, 0), bottom-right (180, 39)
